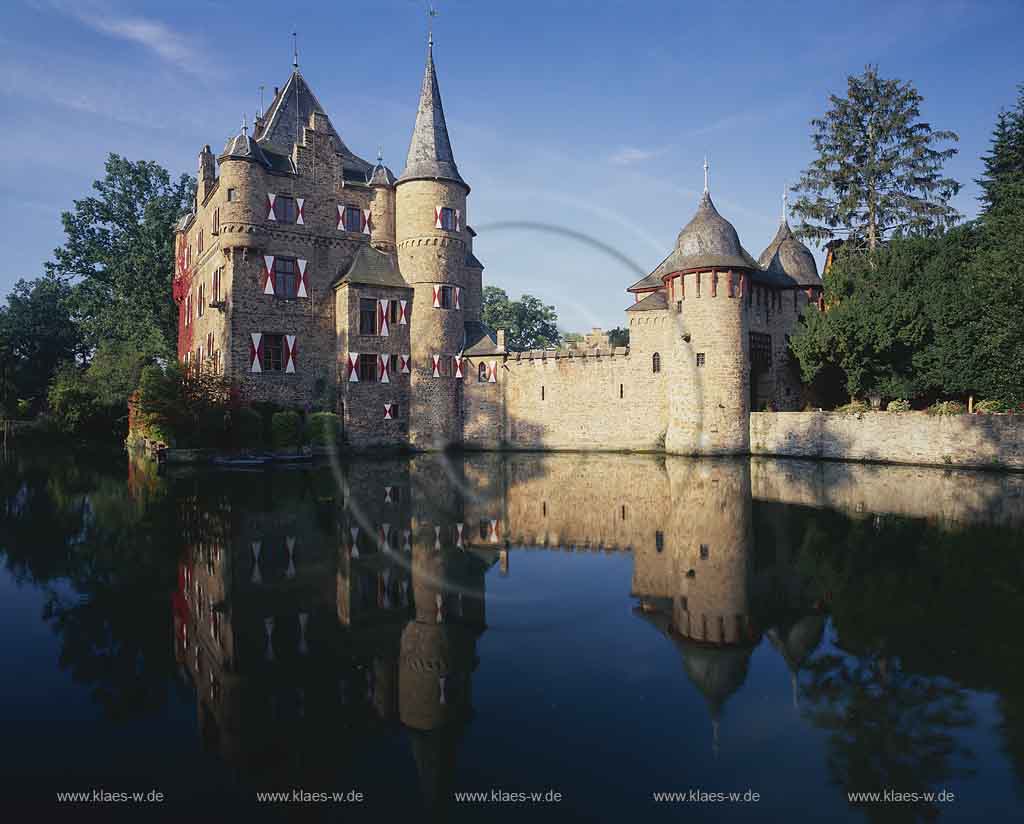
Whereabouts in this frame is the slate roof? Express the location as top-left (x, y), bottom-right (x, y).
top-left (368, 162), bottom-right (397, 186)
top-left (625, 290), bottom-right (668, 312)
top-left (256, 70), bottom-right (372, 178)
top-left (220, 126), bottom-right (269, 165)
top-left (334, 245), bottom-right (408, 289)
top-left (398, 43), bottom-right (466, 188)
top-left (757, 220), bottom-right (821, 287)
top-left (462, 320), bottom-right (503, 356)
top-left (671, 191), bottom-right (760, 272)
top-left (465, 251), bottom-right (484, 270)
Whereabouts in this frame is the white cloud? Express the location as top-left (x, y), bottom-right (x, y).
top-left (608, 146), bottom-right (662, 166)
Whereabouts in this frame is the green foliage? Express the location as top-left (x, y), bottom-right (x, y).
top-left (136, 362), bottom-right (230, 448)
top-left (927, 400), bottom-right (966, 416)
top-left (271, 411), bottom-right (302, 450)
top-left (46, 154), bottom-right (195, 357)
top-left (232, 408), bottom-right (263, 448)
top-left (975, 399), bottom-right (1011, 414)
top-left (0, 276), bottom-right (81, 412)
top-left (886, 399), bottom-right (911, 412)
top-left (790, 65), bottom-right (960, 250)
top-left (607, 326), bottom-right (630, 347)
top-left (481, 286), bottom-right (561, 350)
top-left (307, 412), bottom-right (342, 446)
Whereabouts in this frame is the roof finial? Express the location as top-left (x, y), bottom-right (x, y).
top-left (703, 155), bottom-right (710, 194)
top-left (377, 144), bottom-right (384, 165)
top-left (241, 114), bottom-right (248, 137)
top-left (258, 85), bottom-right (264, 119)
top-left (427, 2), bottom-right (438, 52)
top-left (782, 185), bottom-right (788, 223)
top-left (292, 30), bottom-right (299, 70)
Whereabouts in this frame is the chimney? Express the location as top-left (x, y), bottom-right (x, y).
top-left (198, 145), bottom-right (216, 203)
top-left (496, 329), bottom-right (506, 351)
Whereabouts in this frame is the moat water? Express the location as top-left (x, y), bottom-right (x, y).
top-left (1, 448), bottom-right (1022, 822)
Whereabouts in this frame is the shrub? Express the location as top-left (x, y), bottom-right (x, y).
top-left (232, 407), bottom-right (263, 448)
top-left (927, 400), bottom-right (966, 416)
top-left (835, 399), bottom-right (871, 414)
top-left (886, 399), bottom-right (911, 412)
top-left (272, 411), bottom-right (302, 450)
top-left (308, 412), bottom-right (342, 446)
top-left (975, 399), bottom-right (1011, 414)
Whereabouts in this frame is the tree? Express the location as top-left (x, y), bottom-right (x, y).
top-left (46, 154), bottom-right (195, 357)
top-left (481, 286), bottom-right (561, 351)
top-left (0, 276), bottom-right (81, 412)
top-left (607, 327), bottom-right (630, 348)
top-left (790, 65), bottom-right (961, 251)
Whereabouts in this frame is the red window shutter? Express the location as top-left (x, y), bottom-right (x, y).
top-left (266, 193), bottom-right (277, 221)
top-left (262, 256), bottom-right (275, 295)
top-left (296, 198), bottom-right (305, 225)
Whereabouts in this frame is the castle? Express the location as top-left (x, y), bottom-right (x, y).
top-left (172, 37), bottom-right (823, 455)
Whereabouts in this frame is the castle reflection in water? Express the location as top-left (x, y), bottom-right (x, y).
top-left (167, 453), bottom-right (1024, 808)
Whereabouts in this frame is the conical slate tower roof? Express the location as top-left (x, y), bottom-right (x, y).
top-left (673, 191), bottom-right (759, 272)
top-left (758, 219), bottom-right (821, 287)
top-left (399, 40), bottom-right (466, 188)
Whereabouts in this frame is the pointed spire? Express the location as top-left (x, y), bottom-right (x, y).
top-left (398, 32), bottom-right (467, 188)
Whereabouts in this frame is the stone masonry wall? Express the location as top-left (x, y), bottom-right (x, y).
top-left (750, 411), bottom-right (1024, 471)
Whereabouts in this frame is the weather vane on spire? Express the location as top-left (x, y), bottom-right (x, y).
top-left (782, 186), bottom-right (788, 222)
top-left (292, 30), bottom-right (299, 70)
top-left (427, 2), bottom-right (438, 48)
top-left (703, 155), bottom-right (710, 193)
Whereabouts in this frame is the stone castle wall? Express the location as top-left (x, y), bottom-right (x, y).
top-left (750, 411), bottom-right (1024, 471)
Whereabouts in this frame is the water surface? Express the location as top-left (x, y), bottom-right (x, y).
top-left (1, 449), bottom-right (1022, 821)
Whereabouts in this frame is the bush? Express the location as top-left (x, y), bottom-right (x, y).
top-left (975, 399), bottom-right (1011, 414)
top-left (927, 400), bottom-right (966, 416)
top-left (835, 399), bottom-right (871, 414)
top-left (272, 411), bottom-right (302, 450)
top-left (886, 399), bottom-right (911, 412)
top-left (232, 407), bottom-right (263, 448)
top-left (307, 412), bottom-right (342, 446)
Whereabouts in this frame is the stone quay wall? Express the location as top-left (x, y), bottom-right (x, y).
top-left (749, 411), bottom-right (1024, 472)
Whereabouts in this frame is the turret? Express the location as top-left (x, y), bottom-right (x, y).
top-left (663, 167), bottom-right (754, 455)
top-left (396, 36), bottom-right (471, 449)
top-left (368, 152), bottom-right (397, 251)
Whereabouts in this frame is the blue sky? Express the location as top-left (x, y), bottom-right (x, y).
top-left (1, 0), bottom-right (1021, 332)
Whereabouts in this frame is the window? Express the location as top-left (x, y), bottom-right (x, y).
top-left (273, 196), bottom-right (298, 223)
top-left (274, 258), bottom-right (298, 299)
top-left (699, 543), bottom-right (709, 560)
top-left (437, 355), bottom-right (454, 377)
top-left (439, 285), bottom-right (454, 309)
top-left (198, 229), bottom-right (204, 254)
top-left (621, 505), bottom-right (626, 521)
top-left (197, 283), bottom-right (205, 317)
top-left (343, 205), bottom-right (362, 232)
top-left (478, 362), bottom-right (488, 382)
top-left (227, 188), bottom-right (236, 202)
top-left (389, 354), bottom-right (400, 375)
top-left (655, 531), bottom-right (664, 553)
top-left (696, 352), bottom-right (706, 368)
top-left (676, 300), bottom-right (682, 313)
top-left (212, 207), bottom-right (220, 235)
top-left (388, 402), bottom-right (399, 419)
top-left (358, 353), bottom-right (377, 382)
top-left (388, 300), bottom-right (399, 325)
top-left (439, 207), bottom-right (456, 231)
top-left (619, 383), bottom-right (624, 399)
top-left (359, 299), bottom-right (377, 335)
top-left (541, 386), bottom-right (545, 401)
top-left (212, 268), bottom-right (221, 303)
top-left (261, 335), bottom-right (284, 371)
top-left (653, 352), bottom-right (660, 373)
top-left (750, 333), bottom-right (771, 367)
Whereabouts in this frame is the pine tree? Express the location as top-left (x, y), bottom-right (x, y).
top-left (791, 65), bottom-right (961, 251)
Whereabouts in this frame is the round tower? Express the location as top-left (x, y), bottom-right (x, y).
top-left (395, 37), bottom-right (471, 450)
top-left (368, 154), bottom-right (397, 251)
top-left (216, 117), bottom-right (268, 252)
top-left (663, 175), bottom-right (754, 455)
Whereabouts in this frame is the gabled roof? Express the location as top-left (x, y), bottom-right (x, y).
top-left (398, 42), bottom-right (466, 188)
top-left (256, 70), bottom-right (372, 178)
top-left (334, 245), bottom-right (409, 289)
top-left (462, 321), bottom-right (503, 356)
top-left (625, 290), bottom-right (668, 312)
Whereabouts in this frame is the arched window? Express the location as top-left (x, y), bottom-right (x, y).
top-left (652, 352), bottom-right (661, 373)
top-left (478, 362), bottom-right (487, 382)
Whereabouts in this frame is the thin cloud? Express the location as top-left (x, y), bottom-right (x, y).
top-left (40, 1), bottom-right (211, 76)
top-left (609, 146), bottom-right (662, 166)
